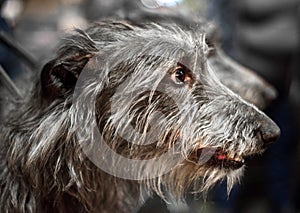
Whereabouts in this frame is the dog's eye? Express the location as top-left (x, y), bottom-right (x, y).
top-left (172, 68), bottom-right (186, 84)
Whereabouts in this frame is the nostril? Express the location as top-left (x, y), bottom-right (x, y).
top-left (258, 126), bottom-right (281, 147)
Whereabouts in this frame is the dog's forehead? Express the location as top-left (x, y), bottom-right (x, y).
top-left (83, 21), bottom-right (209, 76)
top-left (89, 21), bottom-right (207, 53)
top-left (136, 24), bottom-right (206, 51)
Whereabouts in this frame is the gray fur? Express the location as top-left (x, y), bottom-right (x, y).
top-left (0, 21), bottom-right (280, 213)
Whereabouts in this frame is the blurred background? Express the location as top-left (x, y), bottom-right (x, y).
top-left (0, 0), bottom-right (299, 212)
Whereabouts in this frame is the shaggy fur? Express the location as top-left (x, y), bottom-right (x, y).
top-left (128, 13), bottom-right (278, 109)
top-left (0, 21), bottom-right (280, 213)
top-left (98, 1), bottom-right (278, 109)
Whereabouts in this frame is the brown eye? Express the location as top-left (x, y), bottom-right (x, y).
top-left (172, 68), bottom-right (186, 84)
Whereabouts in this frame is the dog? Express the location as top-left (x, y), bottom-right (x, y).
top-left (0, 21), bottom-right (280, 212)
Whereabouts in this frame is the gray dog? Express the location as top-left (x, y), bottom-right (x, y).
top-left (0, 21), bottom-right (280, 212)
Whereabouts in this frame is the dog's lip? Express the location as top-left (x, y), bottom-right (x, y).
top-left (213, 149), bottom-right (245, 169)
top-left (215, 149), bottom-right (245, 162)
top-left (190, 147), bottom-right (246, 170)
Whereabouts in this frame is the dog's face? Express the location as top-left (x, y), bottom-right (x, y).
top-left (41, 21), bottom-right (280, 198)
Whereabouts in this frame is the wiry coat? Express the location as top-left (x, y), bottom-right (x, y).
top-left (0, 21), bottom-right (280, 212)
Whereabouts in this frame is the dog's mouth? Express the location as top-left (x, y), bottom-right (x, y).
top-left (189, 147), bottom-right (248, 170)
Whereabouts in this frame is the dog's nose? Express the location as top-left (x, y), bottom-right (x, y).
top-left (257, 117), bottom-right (281, 147)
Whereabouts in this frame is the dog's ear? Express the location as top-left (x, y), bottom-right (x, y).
top-left (41, 28), bottom-right (98, 101)
top-left (41, 52), bottom-right (94, 100)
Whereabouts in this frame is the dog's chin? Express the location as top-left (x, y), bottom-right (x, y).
top-left (149, 151), bottom-right (246, 201)
top-left (184, 146), bottom-right (264, 194)
top-left (166, 159), bottom-right (245, 197)
top-left (196, 163), bottom-right (245, 195)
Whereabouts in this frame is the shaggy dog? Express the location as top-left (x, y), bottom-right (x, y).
top-left (0, 21), bottom-right (280, 212)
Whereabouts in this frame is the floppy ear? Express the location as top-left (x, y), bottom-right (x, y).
top-left (41, 28), bottom-right (98, 101)
top-left (41, 52), bottom-right (93, 100)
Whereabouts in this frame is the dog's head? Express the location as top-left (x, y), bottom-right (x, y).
top-left (40, 21), bottom-right (280, 199)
